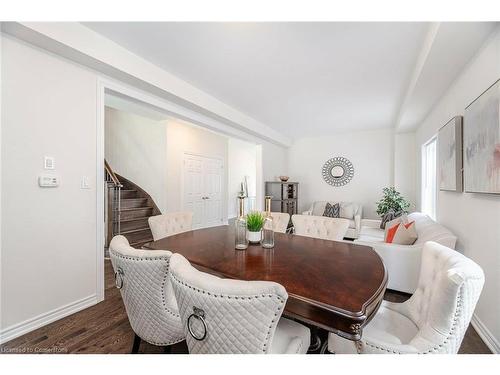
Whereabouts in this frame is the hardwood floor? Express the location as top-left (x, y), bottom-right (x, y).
top-left (0, 260), bottom-right (491, 354)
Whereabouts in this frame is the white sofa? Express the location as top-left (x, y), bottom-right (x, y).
top-left (292, 214), bottom-right (350, 241)
top-left (354, 212), bottom-right (457, 294)
top-left (302, 201), bottom-right (362, 239)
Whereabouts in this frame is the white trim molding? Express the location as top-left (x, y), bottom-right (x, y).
top-left (1, 22), bottom-right (291, 147)
top-left (0, 294), bottom-right (98, 345)
top-left (471, 314), bottom-right (500, 354)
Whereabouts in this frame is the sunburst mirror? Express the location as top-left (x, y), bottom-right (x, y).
top-left (322, 157), bottom-right (354, 186)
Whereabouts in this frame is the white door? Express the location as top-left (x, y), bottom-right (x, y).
top-left (183, 154), bottom-right (224, 229)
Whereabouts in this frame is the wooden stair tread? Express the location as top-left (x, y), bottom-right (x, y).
top-left (119, 227), bottom-right (150, 235)
top-left (119, 216), bottom-right (151, 223)
top-left (119, 207), bottom-right (153, 212)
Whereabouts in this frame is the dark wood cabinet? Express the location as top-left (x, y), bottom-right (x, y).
top-left (265, 181), bottom-right (299, 216)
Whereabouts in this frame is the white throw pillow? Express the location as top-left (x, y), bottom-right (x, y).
top-left (391, 221), bottom-right (417, 245)
top-left (340, 202), bottom-right (354, 219)
top-left (383, 214), bottom-right (408, 241)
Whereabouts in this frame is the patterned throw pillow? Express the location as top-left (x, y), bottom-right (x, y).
top-left (323, 202), bottom-right (340, 218)
top-left (380, 209), bottom-right (403, 229)
top-left (385, 221), bottom-right (417, 245)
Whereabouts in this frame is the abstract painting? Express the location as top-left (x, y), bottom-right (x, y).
top-left (438, 116), bottom-right (463, 192)
top-left (464, 79), bottom-right (500, 194)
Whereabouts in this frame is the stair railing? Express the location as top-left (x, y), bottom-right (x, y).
top-left (105, 160), bottom-right (123, 246)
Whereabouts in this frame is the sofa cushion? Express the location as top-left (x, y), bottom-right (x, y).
top-left (383, 215), bottom-right (408, 240)
top-left (386, 221), bottom-right (417, 245)
top-left (312, 202), bottom-right (328, 216)
top-left (340, 202), bottom-right (355, 219)
top-left (323, 202), bottom-right (340, 218)
top-left (358, 226), bottom-right (385, 242)
top-left (311, 201), bottom-right (360, 220)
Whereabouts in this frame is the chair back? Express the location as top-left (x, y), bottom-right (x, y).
top-left (292, 214), bottom-right (349, 240)
top-left (266, 212), bottom-right (290, 233)
top-left (109, 235), bottom-right (184, 346)
top-left (169, 253), bottom-right (288, 353)
top-left (406, 241), bottom-right (484, 353)
top-left (148, 211), bottom-right (193, 241)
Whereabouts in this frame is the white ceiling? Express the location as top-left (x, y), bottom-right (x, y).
top-left (84, 22), bottom-right (497, 138)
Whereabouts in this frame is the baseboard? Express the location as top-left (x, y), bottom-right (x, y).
top-left (471, 313), bottom-right (500, 354)
top-left (0, 294), bottom-right (98, 345)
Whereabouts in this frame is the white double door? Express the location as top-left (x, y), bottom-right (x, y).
top-left (183, 154), bottom-right (224, 229)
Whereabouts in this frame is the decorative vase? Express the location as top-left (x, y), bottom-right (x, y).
top-left (235, 197), bottom-right (248, 250)
top-left (247, 230), bottom-right (262, 244)
top-left (261, 196), bottom-right (275, 249)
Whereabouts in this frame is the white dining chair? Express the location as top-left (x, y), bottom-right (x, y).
top-left (264, 212), bottom-right (290, 233)
top-left (292, 214), bottom-right (350, 241)
top-left (169, 253), bottom-right (311, 354)
top-left (148, 211), bottom-right (193, 241)
top-left (109, 235), bottom-right (185, 353)
top-left (326, 241), bottom-right (485, 354)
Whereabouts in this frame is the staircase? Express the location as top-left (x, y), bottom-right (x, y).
top-left (105, 161), bottom-right (161, 249)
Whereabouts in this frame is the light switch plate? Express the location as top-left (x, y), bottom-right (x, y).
top-left (81, 176), bottom-right (90, 189)
top-left (44, 156), bottom-right (55, 170)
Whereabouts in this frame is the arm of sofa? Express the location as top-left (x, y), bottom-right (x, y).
top-left (354, 214), bottom-right (361, 236)
top-left (354, 240), bottom-right (422, 294)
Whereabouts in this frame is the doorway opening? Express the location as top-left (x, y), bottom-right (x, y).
top-left (99, 83), bottom-right (264, 268)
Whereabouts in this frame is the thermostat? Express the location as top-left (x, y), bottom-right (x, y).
top-left (38, 175), bottom-right (60, 187)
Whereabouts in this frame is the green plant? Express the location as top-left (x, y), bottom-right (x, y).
top-left (376, 187), bottom-right (411, 216)
top-left (246, 211), bottom-right (265, 232)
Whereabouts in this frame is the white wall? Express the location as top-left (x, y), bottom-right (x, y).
top-left (415, 29), bottom-right (500, 352)
top-left (0, 35), bottom-right (291, 344)
top-left (288, 129), bottom-right (393, 218)
top-left (1, 36), bottom-right (99, 338)
top-left (165, 119), bottom-right (228, 218)
top-left (227, 138), bottom-right (257, 218)
top-left (105, 107), bottom-right (168, 212)
top-left (394, 132), bottom-right (417, 209)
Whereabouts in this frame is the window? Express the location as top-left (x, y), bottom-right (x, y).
top-left (421, 136), bottom-right (437, 220)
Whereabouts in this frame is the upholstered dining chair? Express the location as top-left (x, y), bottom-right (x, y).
top-left (327, 241), bottom-right (485, 354)
top-left (109, 235), bottom-right (185, 353)
top-left (265, 212), bottom-right (290, 233)
top-left (169, 253), bottom-right (311, 354)
top-left (291, 214), bottom-right (350, 241)
top-left (148, 211), bottom-right (193, 241)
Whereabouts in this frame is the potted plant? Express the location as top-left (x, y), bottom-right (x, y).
top-left (376, 187), bottom-right (411, 225)
top-left (246, 211), bottom-right (265, 243)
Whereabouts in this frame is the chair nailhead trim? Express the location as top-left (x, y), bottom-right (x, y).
top-left (170, 273), bottom-right (285, 353)
top-left (110, 250), bottom-right (183, 346)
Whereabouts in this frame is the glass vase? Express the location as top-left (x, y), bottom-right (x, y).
top-left (261, 195), bottom-right (275, 249)
top-left (235, 197), bottom-right (248, 250)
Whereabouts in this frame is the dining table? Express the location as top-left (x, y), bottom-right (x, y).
top-left (143, 225), bottom-right (388, 341)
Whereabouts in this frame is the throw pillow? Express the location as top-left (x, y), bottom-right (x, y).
top-left (386, 221), bottom-right (417, 245)
top-left (383, 215), bottom-right (409, 241)
top-left (385, 222), bottom-right (400, 243)
top-left (340, 202), bottom-right (355, 219)
top-left (323, 202), bottom-right (340, 218)
top-left (380, 210), bottom-right (403, 229)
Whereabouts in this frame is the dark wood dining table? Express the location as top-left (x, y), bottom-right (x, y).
top-left (144, 225), bottom-right (387, 341)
